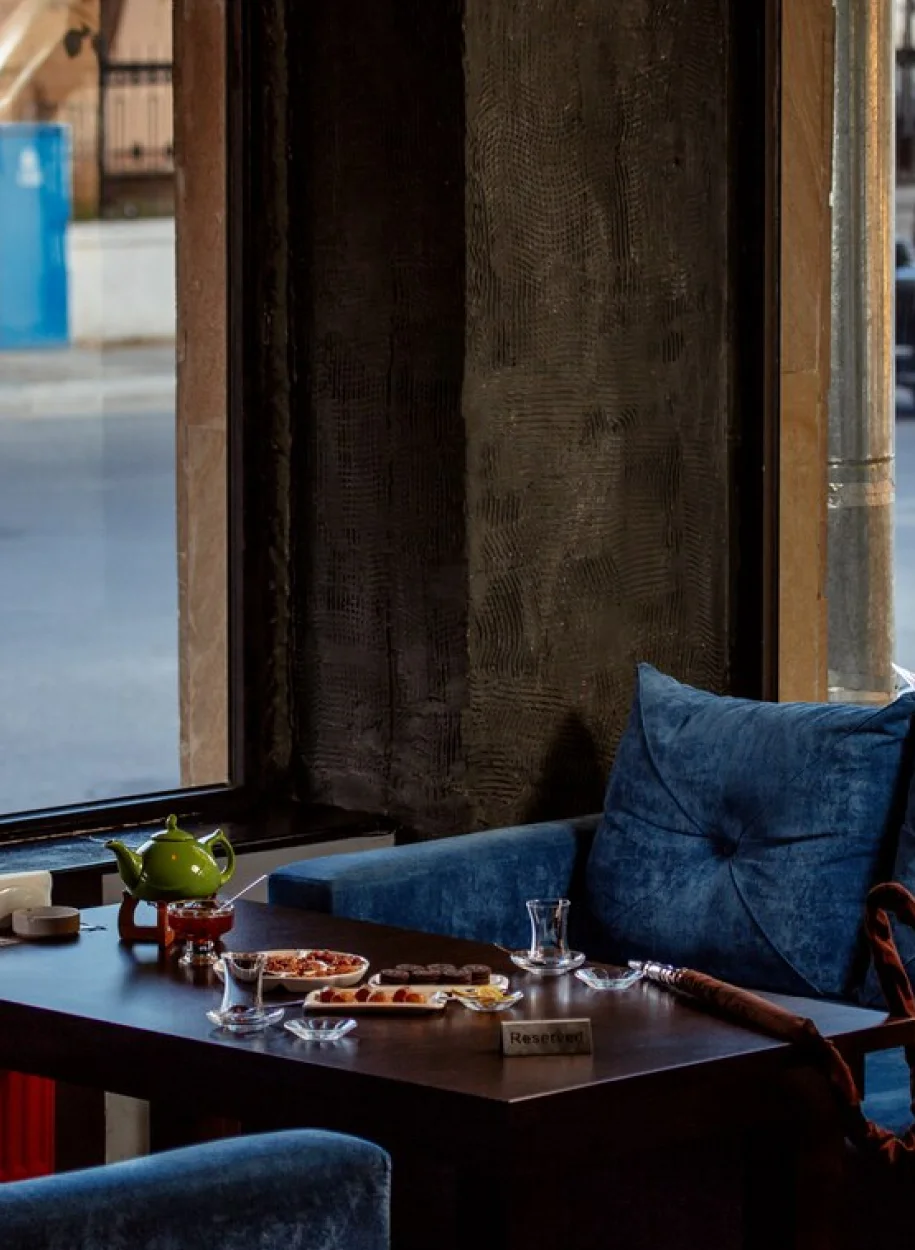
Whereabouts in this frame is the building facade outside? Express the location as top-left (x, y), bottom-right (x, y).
top-left (0, 0), bottom-right (172, 217)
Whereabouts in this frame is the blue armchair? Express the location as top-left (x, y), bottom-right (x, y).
top-left (0, 1129), bottom-right (390, 1250)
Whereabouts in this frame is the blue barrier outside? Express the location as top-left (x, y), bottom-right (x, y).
top-left (0, 123), bottom-right (71, 350)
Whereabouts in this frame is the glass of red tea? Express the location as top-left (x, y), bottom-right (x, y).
top-left (167, 898), bottom-right (235, 967)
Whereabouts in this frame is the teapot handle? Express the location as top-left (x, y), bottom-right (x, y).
top-left (203, 829), bottom-right (236, 890)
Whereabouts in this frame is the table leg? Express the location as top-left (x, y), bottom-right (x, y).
top-left (476, 1129), bottom-right (846, 1250)
top-left (744, 1070), bottom-right (849, 1250)
top-left (148, 1101), bottom-right (240, 1154)
top-left (453, 1141), bottom-right (745, 1250)
top-left (452, 1167), bottom-right (573, 1250)
top-left (55, 1082), bottom-right (105, 1172)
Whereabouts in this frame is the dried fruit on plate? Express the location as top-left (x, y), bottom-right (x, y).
top-left (265, 950), bottom-right (366, 978)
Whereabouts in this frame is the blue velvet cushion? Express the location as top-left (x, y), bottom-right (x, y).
top-left (585, 665), bottom-right (915, 998)
top-left (0, 1129), bottom-right (391, 1250)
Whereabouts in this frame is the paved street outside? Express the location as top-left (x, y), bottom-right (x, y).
top-left (0, 345), bottom-right (180, 815)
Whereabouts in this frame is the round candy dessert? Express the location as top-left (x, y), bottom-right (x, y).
top-left (377, 968), bottom-right (410, 985)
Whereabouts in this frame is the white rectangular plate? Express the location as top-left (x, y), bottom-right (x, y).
top-left (304, 988), bottom-right (447, 1013)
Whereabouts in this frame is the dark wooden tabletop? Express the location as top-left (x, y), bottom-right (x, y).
top-left (0, 900), bottom-right (910, 1168)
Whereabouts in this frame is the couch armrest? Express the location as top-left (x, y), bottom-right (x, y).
top-left (0, 1130), bottom-right (390, 1250)
top-left (269, 815), bottom-right (600, 948)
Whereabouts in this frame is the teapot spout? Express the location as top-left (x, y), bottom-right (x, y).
top-left (106, 840), bottom-right (143, 893)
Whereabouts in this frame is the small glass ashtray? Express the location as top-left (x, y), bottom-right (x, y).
top-left (453, 989), bottom-right (524, 1013)
top-left (206, 1005), bottom-right (285, 1034)
top-left (575, 965), bottom-right (643, 991)
top-left (509, 950), bottom-right (587, 977)
top-left (284, 1016), bottom-right (357, 1042)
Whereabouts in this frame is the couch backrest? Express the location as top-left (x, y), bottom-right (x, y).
top-left (585, 664), bottom-right (915, 999)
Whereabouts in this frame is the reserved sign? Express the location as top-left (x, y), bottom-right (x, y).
top-left (500, 1018), bottom-right (593, 1057)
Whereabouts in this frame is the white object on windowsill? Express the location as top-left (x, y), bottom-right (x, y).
top-left (0, 871), bottom-right (52, 931)
top-left (894, 663), bottom-right (915, 696)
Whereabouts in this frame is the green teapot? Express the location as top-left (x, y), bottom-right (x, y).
top-left (106, 815), bottom-right (235, 902)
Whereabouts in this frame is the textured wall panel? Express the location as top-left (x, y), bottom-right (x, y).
top-left (264, 0), bottom-right (740, 834)
top-left (242, 0), bottom-right (296, 794)
top-left (285, 1), bottom-right (470, 830)
top-left (463, 0), bottom-right (732, 827)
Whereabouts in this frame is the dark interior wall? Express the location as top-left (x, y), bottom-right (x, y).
top-left (244, 0), bottom-right (746, 835)
top-left (241, 0), bottom-right (295, 792)
top-left (463, 0), bottom-right (732, 827)
top-left (283, 1), bottom-right (470, 829)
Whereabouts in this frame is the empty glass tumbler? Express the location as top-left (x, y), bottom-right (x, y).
top-left (526, 898), bottom-right (571, 965)
top-left (207, 951), bottom-right (283, 1033)
top-left (509, 898), bottom-right (586, 976)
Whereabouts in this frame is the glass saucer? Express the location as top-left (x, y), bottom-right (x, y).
top-left (206, 1005), bottom-right (285, 1034)
top-left (575, 965), bottom-right (643, 991)
top-left (284, 1016), bottom-right (357, 1042)
top-left (509, 950), bottom-right (587, 976)
top-left (453, 990), bottom-right (524, 1013)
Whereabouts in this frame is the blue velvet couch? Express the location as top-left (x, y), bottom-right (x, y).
top-left (270, 666), bottom-right (915, 1138)
top-left (269, 813), bottom-right (911, 1135)
top-left (0, 1129), bottom-right (390, 1250)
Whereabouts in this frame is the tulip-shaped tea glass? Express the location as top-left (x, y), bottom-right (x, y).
top-left (510, 898), bottom-right (586, 976)
top-left (167, 898), bottom-right (234, 967)
top-left (206, 951), bottom-right (284, 1033)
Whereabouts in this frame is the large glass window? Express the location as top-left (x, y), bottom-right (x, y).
top-left (0, 0), bottom-right (227, 822)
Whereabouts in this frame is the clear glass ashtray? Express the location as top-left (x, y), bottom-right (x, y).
top-left (206, 1005), bottom-right (285, 1034)
top-left (453, 989), bottom-right (524, 1013)
top-left (575, 965), bottom-right (643, 991)
top-left (284, 1016), bottom-right (357, 1042)
top-left (509, 950), bottom-right (587, 977)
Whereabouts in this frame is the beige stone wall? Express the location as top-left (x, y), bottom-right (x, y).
top-left (0, 2), bottom-right (98, 118)
top-left (0, 0), bottom-right (172, 215)
top-left (111, 0), bottom-right (171, 56)
top-left (104, 0), bottom-right (173, 190)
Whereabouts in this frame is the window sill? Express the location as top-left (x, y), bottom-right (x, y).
top-left (0, 805), bottom-right (398, 880)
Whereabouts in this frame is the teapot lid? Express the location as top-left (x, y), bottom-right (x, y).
top-left (152, 814), bottom-right (195, 844)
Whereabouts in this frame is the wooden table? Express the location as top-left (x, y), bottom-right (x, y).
top-left (0, 901), bottom-right (909, 1249)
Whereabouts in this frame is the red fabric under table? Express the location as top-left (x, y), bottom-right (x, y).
top-left (0, 1071), bottom-right (55, 1182)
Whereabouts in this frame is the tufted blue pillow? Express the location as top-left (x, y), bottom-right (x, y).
top-left (585, 665), bottom-right (915, 999)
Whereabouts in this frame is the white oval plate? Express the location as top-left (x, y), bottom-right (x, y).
top-left (214, 949), bottom-right (369, 992)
